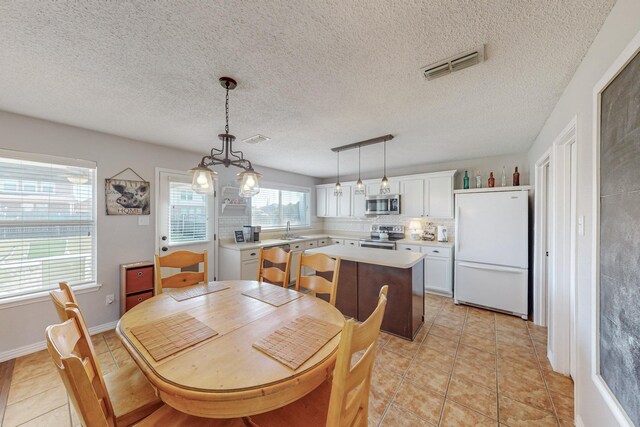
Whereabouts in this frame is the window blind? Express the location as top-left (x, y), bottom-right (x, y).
top-left (0, 150), bottom-right (96, 300)
top-left (251, 186), bottom-right (309, 229)
top-left (168, 181), bottom-right (208, 244)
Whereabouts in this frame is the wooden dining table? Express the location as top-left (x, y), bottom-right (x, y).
top-left (116, 280), bottom-right (345, 419)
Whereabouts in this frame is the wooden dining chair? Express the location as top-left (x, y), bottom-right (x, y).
top-left (46, 306), bottom-right (246, 427)
top-left (154, 249), bottom-right (208, 294)
top-left (257, 247), bottom-right (293, 287)
top-left (295, 253), bottom-right (341, 306)
top-left (49, 281), bottom-right (78, 321)
top-left (247, 285), bottom-right (389, 427)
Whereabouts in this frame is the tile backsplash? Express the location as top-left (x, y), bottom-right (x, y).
top-left (322, 215), bottom-right (455, 242)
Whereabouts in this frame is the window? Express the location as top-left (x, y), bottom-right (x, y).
top-left (0, 150), bottom-right (96, 300)
top-left (251, 185), bottom-right (310, 229)
top-left (168, 181), bottom-right (208, 244)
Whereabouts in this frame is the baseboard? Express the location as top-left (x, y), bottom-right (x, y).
top-left (576, 415), bottom-right (584, 427)
top-left (0, 320), bottom-right (118, 363)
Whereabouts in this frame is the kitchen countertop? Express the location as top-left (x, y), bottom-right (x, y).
top-left (219, 233), bottom-right (455, 250)
top-left (304, 245), bottom-right (425, 269)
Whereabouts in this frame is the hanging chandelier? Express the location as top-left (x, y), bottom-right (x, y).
top-left (190, 77), bottom-right (262, 197)
top-left (354, 145), bottom-right (365, 195)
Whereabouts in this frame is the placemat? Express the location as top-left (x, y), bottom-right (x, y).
top-left (242, 285), bottom-right (304, 307)
top-left (169, 282), bottom-right (230, 302)
top-left (130, 312), bottom-right (218, 361)
top-left (253, 315), bottom-right (342, 370)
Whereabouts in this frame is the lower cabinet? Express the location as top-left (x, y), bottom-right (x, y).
top-left (396, 243), bottom-right (453, 296)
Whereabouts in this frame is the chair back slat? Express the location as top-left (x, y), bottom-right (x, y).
top-left (155, 250), bottom-right (208, 293)
top-left (46, 307), bottom-right (116, 427)
top-left (295, 253), bottom-right (340, 306)
top-left (257, 247), bottom-right (292, 287)
top-left (49, 282), bottom-right (78, 322)
top-left (326, 285), bottom-right (388, 427)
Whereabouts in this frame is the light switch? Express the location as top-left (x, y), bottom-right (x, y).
top-left (578, 215), bottom-right (585, 236)
top-left (138, 216), bottom-right (150, 226)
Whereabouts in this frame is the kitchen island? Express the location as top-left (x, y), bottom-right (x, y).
top-left (304, 245), bottom-right (425, 340)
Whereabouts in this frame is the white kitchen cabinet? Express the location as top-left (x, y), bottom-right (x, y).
top-left (316, 187), bottom-right (328, 217)
top-left (326, 190), bottom-right (338, 217)
top-left (366, 180), bottom-right (399, 196)
top-left (330, 238), bottom-right (344, 245)
top-left (344, 239), bottom-right (360, 247)
top-left (337, 185), bottom-right (352, 217)
top-left (289, 241), bottom-right (305, 282)
top-left (396, 243), bottom-right (422, 252)
top-left (353, 188), bottom-right (366, 217)
top-left (241, 259), bottom-right (259, 280)
top-left (400, 179), bottom-right (425, 217)
top-left (422, 245), bottom-right (453, 296)
top-left (426, 175), bottom-right (454, 218)
top-left (317, 238), bottom-right (329, 247)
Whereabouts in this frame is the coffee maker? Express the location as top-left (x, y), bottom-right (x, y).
top-left (243, 225), bottom-right (261, 242)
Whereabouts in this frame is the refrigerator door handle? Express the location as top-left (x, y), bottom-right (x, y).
top-left (458, 261), bottom-right (524, 274)
top-left (455, 204), bottom-right (460, 252)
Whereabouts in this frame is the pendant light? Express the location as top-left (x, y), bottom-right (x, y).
top-left (190, 77), bottom-right (262, 197)
top-left (354, 145), bottom-right (365, 195)
top-left (380, 137), bottom-right (390, 194)
top-left (334, 151), bottom-right (342, 196)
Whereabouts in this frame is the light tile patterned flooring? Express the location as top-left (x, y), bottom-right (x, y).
top-left (0, 294), bottom-right (574, 426)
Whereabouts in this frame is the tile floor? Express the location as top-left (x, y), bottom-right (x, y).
top-left (0, 294), bottom-right (574, 426)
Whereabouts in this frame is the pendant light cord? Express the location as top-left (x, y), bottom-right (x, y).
top-left (224, 83), bottom-right (230, 134)
top-left (383, 139), bottom-right (387, 176)
top-left (358, 146), bottom-right (361, 181)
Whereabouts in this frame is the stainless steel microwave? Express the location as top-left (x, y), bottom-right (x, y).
top-left (365, 194), bottom-right (401, 215)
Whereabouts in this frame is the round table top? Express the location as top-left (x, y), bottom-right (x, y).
top-left (116, 280), bottom-right (345, 418)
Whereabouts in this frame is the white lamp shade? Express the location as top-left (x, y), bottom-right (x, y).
top-left (190, 166), bottom-right (216, 194)
top-left (238, 171), bottom-right (262, 197)
top-left (409, 220), bottom-right (422, 230)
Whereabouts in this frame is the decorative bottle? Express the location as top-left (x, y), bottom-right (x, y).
top-left (513, 167), bottom-right (520, 186)
top-left (501, 166), bottom-right (507, 187)
top-left (463, 171), bottom-right (469, 189)
top-left (488, 172), bottom-right (495, 188)
top-left (475, 171), bottom-right (482, 188)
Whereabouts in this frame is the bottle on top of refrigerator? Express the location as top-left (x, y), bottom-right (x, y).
top-left (501, 166), bottom-right (507, 187)
top-left (463, 171), bottom-right (470, 189)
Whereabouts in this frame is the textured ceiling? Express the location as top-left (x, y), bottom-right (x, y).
top-left (0, 1), bottom-right (614, 178)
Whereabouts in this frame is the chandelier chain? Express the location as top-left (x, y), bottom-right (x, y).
top-left (224, 83), bottom-right (230, 134)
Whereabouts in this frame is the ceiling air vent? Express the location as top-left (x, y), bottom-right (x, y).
top-left (421, 45), bottom-right (485, 81)
top-left (242, 134), bottom-right (270, 144)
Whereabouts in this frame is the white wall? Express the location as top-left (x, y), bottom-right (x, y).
top-left (526, 0), bottom-right (640, 425)
top-left (0, 110), bottom-right (319, 356)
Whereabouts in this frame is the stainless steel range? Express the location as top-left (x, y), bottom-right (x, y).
top-left (359, 225), bottom-right (405, 250)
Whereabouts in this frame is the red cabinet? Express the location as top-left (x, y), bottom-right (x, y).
top-left (120, 261), bottom-right (155, 315)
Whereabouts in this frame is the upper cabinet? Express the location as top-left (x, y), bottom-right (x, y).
top-left (315, 170), bottom-right (455, 219)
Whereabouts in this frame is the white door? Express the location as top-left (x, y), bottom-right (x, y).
top-left (316, 187), bottom-right (327, 217)
top-left (455, 191), bottom-right (528, 268)
top-left (156, 170), bottom-right (215, 281)
top-left (401, 179), bottom-right (424, 217)
top-left (427, 176), bottom-right (453, 218)
top-left (338, 185), bottom-right (352, 217)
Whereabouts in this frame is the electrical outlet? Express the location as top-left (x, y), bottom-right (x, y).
top-left (106, 294), bottom-right (115, 305)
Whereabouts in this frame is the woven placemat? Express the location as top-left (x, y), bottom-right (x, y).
top-left (130, 312), bottom-right (218, 361)
top-left (253, 315), bottom-right (342, 370)
top-left (169, 282), bottom-right (230, 302)
top-left (242, 285), bottom-right (303, 307)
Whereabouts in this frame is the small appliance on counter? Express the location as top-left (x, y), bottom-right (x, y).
top-left (423, 223), bottom-right (436, 241)
top-left (243, 225), bottom-right (261, 242)
top-left (437, 226), bottom-right (448, 242)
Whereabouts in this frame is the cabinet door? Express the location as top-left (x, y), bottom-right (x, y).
top-left (290, 251), bottom-right (302, 282)
top-left (344, 239), bottom-right (359, 247)
top-left (338, 185), bottom-right (352, 217)
top-left (401, 179), bottom-right (425, 217)
top-left (326, 191), bottom-right (338, 217)
top-left (241, 260), bottom-right (259, 280)
top-left (353, 189), bottom-right (366, 217)
top-left (316, 187), bottom-right (327, 217)
top-left (366, 182), bottom-right (380, 196)
top-left (425, 256), bottom-right (451, 295)
top-left (426, 176), bottom-right (453, 218)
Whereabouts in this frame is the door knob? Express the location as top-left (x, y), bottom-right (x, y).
top-left (161, 236), bottom-right (168, 241)
top-left (161, 246), bottom-right (168, 252)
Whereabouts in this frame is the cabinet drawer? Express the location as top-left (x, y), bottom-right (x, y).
top-left (344, 239), bottom-right (359, 247)
top-left (126, 266), bottom-right (154, 293)
top-left (126, 290), bottom-right (153, 311)
top-left (241, 249), bottom-right (260, 261)
top-left (304, 240), bottom-right (317, 249)
top-left (318, 239), bottom-right (329, 247)
top-left (330, 239), bottom-right (344, 245)
top-left (422, 246), bottom-right (450, 258)
top-left (397, 244), bottom-right (422, 252)
top-left (290, 242), bottom-right (304, 251)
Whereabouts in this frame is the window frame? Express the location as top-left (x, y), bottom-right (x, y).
top-left (0, 149), bottom-right (98, 306)
top-left (250, 182), bottom-right (311, 231)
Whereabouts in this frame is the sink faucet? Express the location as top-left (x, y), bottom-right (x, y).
top-left (287, 221), bottom-right (291, 233)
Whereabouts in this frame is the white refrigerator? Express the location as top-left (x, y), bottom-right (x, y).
top-left (454, 189), bottom-right (529, 318)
